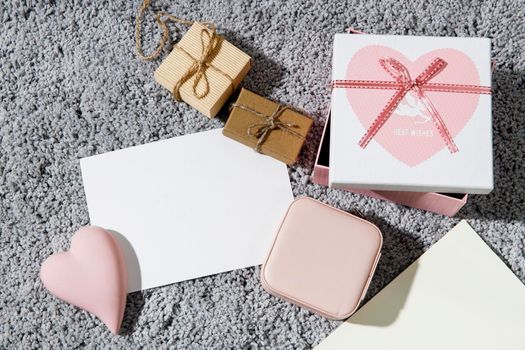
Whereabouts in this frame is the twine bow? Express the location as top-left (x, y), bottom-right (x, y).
top-left (135, 0), bottom-right (233, 102)
top-left (231, 103), bottom-right (304, 153)
top-left (172, 26), bottom-right (234, 102)
top-left (332, 56), bottom-right (491, 153)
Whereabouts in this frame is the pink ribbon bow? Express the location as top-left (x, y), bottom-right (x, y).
top-left (332, 57), bottom-right (491, 153)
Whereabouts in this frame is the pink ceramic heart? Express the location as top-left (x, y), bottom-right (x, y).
top-left (346, 46), bottom-right (480, 166)
top-left (40, 226), bottom-right (127, 334)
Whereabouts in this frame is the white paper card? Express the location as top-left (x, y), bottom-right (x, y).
top-left (80, 129), bottom-right (294, 292)
top-left (315, 220), bottom-right (525, 350)
top-left (330, 34), bottom-right (492, 193)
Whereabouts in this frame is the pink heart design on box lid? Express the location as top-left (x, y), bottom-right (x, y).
top-left (40, 226), bottom-right (127, 334)
top-left (345, 46), bottom-right (481, 166)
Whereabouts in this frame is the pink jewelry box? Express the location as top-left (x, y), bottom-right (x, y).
top-left (261, 197), bottom-right (382, 320)
top-left (312, 110), bottom-right (468, 217)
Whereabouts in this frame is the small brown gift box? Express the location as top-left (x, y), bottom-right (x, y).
top-left (154, 22), bottom-right (252, 118)
top-left (223, 89), bottom-right (313, 165)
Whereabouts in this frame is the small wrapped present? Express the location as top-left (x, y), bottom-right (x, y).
top-left (154, 22), bottom-right (252, 118)
top-left (223, 89), bottom-right (313, 165)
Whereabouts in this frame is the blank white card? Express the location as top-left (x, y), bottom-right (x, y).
top-left (80, 129), bottom-right (294, 292)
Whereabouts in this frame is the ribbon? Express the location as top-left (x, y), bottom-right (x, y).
top-left (230, 103), bottom-right (304, 153)
top-left (332, 57), bottom-right (491, 153)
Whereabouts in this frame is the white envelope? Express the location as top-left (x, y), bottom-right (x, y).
top-left (315, 220), bottom-right (525, 350)
top-left (80, 129), bottom-right (294, 292)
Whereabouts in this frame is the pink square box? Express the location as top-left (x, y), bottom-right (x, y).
top-left (312, 110), bottom-right (468, 216)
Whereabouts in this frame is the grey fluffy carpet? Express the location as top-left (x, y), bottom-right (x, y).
top-left (1, 0), bottom-right (524, 348)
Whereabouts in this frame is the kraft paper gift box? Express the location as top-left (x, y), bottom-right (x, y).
top-left (154, 22), bottom-right (252, 118)
top-left (312, 110), bottom-right (468, 217)
top-left (223, 88), bottom-right (313, 165)
top-left (330, 34), bottom-right (493, 194)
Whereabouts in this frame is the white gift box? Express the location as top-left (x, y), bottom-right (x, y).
top-left (329, 34), bottom-right (493, 194)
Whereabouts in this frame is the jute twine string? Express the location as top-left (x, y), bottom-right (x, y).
top-left (135, 0), bottom-right (234, 101)
top-left (230, 103), bottom-right (304, 153)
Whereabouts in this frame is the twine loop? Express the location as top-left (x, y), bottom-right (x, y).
top-left (135, 0), bottom-right (233, 101)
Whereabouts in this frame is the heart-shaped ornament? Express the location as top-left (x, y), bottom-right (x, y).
top-left (40, 226), bottom-right (127, 334)
top-left (346, 46), bottom-right (481, 166)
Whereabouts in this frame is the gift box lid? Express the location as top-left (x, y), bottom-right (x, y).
top-left (261, 197), bottom-right (382, 320)
top-left (330, 34), bottom-right (493, 194)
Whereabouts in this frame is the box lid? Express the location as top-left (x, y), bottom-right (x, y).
top-left (330, 34), bottom-right (493, 194)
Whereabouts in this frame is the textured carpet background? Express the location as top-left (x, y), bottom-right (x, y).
top-left (1, 0), bottom-right (524, 348)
